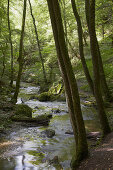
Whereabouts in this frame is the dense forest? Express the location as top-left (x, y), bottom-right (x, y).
top-left (0, 0), bottom-right (113, 169)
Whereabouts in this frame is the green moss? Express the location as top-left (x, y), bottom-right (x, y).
top-left (14, 104), bottom-right (32, 118)
top-left (27, 150), bottom-right (45, 165)
top-left (38, 92), bottom-right (50, 101)
top-left (35, 114), bottom-right (52, 120)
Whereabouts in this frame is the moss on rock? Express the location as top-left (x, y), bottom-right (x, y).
top-left (38, 92), bottom-right (51, 102)
top-left (14, 104), bottom-right (32, 118)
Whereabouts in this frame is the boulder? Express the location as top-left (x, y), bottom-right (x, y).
top-left (14, 104), bottom-right (32, 118)
top-left (38, 92), bottom-right (51, 102)
top-left (41, 129), bottom-right (55, 138)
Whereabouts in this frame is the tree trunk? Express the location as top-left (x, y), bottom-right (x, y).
top-left (85, 0), bottom-right (112, 102)
top-left (28, 0), bottom-right (47, 84)
top-left (71, 0), bottom-right (94, 94)
top-left (1, 48), bottom-right (5, 79)
top-left (60, 0), bottom-right (68, 48)
top-left (47, 0), bottom-right (88, 168)
top-left (12, 0), bottom-right (27, 103)
top-left (7, 0), bottom-right (14, 87)
top-left (88, 0), bottom-right (111, 135)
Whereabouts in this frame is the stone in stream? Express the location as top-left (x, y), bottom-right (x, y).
top-left (49, 156), bottom-right (59, 164)
top-left (51, 109), bottom-right (61, 114)
top-left (65, 130), bottom-right (74, 135)
top-left (34, 106), bottom-right (39, 109)
top-left (40, 129), bottom-right (55, 138)
top-left (14, 104), bottom-right (32, 118)
top-left (49, 156), bottom-right (63, 169)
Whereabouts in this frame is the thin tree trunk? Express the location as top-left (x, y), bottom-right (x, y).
top-left (88, 0), bottom-right (111, 135)
top-left (66, 37), bottom-right (79, 58)
top-left (83, 32), bottom-right (88, 46)
top-left (71, 0), bottom-right (94, 94)
top-left (12, 0), bottom-right (27, 103)
top-left (1, 49), bottom-right (5, 79)
top-left (60, 0), bottom-right (68, 48)
top-left (28, 0), bottom-right (47, 84)
top-left (47, 0), bottom-right (88, 168)
top-left (7, 0), bottom-right (14, 87)
top-left (85, 0), bottom-right (112, 102)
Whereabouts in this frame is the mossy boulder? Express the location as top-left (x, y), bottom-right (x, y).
top-left (14, 104), bottom-right (32, 118)
top-left (38, 92), bottom-right (66, 102)
top-left (38, 92), bottom-right (52, 102)
top-left (41, 129), bottom-right (55, 138)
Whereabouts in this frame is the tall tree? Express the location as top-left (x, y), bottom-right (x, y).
top-left (12, 0), bottom-right (27, 103)
top-left (71, 0), bottom-right (94, 94)
top-left (85, 0), bottom-right (112, 102)
top-left (47, 0), bottom-right (88, 168)
top-left (88, 0), bottom-right (111, 135)
top-left (7, 0), bottom-right (14, 87)
top-left (28, 0), bottom-right (47, 84)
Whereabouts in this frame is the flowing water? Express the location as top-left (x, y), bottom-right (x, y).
top-left (0, 83), bottom-right (100, 170)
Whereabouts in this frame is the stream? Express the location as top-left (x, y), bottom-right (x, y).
top-left (0, 83), bottom-right (100, 170)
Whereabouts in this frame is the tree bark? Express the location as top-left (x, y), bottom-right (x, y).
top-left (12, 0), bottom-right (27, 103)
top-left (1, 48), bottom-right (5, 79)
top-left (28, 0), bottom-right (47, 84)
top-left (7, 0), bottom-right (14, 87)
top-left (71, 0), bottom-right (94, 94)
top-left (85, 0), bottom-right (112, 102)
top-left (47, 0), bottom-right (88, 168)
top-left (60, 0), bottom-right (68, 48)
top-left (88, 0), bottom-right (111, 135)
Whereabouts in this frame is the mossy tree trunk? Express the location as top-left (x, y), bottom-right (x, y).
top-left (47, 0), bottom-right (88, 168)
top-left (88, 0), bottom-right (111, 135)
top-left (28, 0), bottom-right (47, 84)
top-left (12, 0), bottom-right (27, 103)
top-left (85, 0), bottom-right (112, 102)
top-left (71, 0), bottom-right (94, 95)
top-left (7, 0), bottom-right (14, 87)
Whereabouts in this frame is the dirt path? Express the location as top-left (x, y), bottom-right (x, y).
top-left (77, 132), bottom-right (113, 170)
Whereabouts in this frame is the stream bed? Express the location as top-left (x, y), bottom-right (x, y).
top-left (0, 83), bottom-right (100, 170)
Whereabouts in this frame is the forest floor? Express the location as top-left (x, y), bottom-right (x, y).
top-left (77, 131), bottom-right (113, 170)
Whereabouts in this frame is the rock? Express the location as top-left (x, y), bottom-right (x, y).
top-left (11, 114), bottom-right (50, 126)
top-left (65, 130), bottom-right (74, 135)
top-left (14, 104), bottom-right (32, 118)
top-left (86, 132), bottom-right (101, 140)
top-left (29, 95), bottom-right (38, 100)
top-left (38, 92), bottom-right (51, 102)
top-left (46, 114), bottom-right (52, 119)
top-left (34, 106), bottom-right (39, 109)
top-left (52, 109), bottom-right (61, 114)
top-left (49, 156), bottom-right (59, 164)
top-left (41, 129), bottom-right (55, 138)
